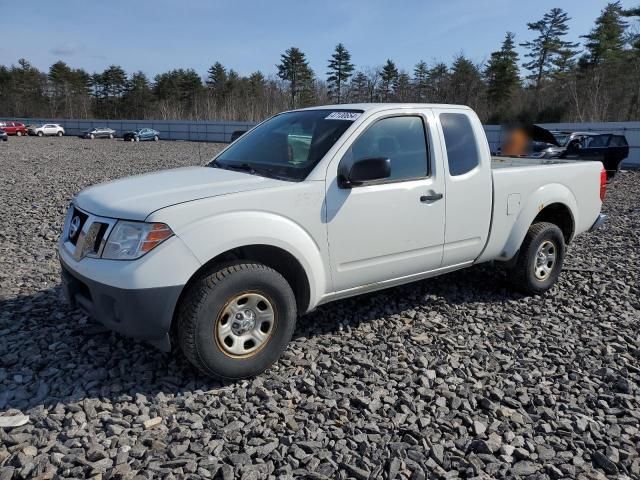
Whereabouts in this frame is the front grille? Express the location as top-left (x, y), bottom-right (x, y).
top-left (68, 208), bottom-right (88, 245)
top-left (62, 205), bottom-right (116, 261)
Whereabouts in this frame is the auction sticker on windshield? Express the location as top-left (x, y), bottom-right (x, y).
top-left (325, 112), bottom-right (361, 121)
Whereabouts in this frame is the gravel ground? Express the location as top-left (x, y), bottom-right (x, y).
top-left (0, 136), bottom-right (638, 479)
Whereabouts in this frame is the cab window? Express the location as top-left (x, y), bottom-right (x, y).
top-left (345, 116), bottom-right (429, 182)
top-left (440, 113), bottom-right (480, 176)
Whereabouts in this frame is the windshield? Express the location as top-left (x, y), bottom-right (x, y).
top-left (211, 109), bottom-right (362, 181)
top-left (552, 133), bottom-right (570, 147)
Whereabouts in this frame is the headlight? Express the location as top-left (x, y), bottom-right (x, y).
top-left (102, 221), bottom-right (173, 260)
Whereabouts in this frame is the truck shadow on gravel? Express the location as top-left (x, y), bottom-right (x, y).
top-left (0, 263), bottom-right (514, 413)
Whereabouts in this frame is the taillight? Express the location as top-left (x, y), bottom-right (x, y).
top-left (600, 168), bottom-right (607, 201)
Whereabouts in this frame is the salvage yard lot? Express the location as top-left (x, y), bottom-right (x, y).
top-left (0, 136), bottom-right (639, 478)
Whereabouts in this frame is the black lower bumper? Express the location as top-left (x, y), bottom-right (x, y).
top-left (60, 260), bottom-right (183, 351)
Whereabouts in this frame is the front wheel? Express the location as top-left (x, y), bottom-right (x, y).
top-left (177, 262), bottom-right (297, 379)
top-left (16, 131), bottom-right (22, 137)
top-left (90, 134), bottom-right (95, 140)
top-left (153, 135), bottom-right (159, 142)
top-left (509, 222), bottom-right (565, 295)
top-left (37, 131), bottom-right (43, 137)
top-left (135, 136), bottom-right (139, 142)
top-left (109, 133), bottom-right (114, 139)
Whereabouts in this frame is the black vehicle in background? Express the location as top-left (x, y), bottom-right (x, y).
top-left (0, 128), bottom-right (7, 142)
top-left (533, 131), bottom-right (630, 179)
top-left (80, 127), bottom-right (116, 139)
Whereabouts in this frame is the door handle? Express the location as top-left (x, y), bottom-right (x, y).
top-left (420, 193), bottom-right (443, 203)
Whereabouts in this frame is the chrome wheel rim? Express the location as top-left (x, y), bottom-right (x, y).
top-left (534, 240), bottom-right (556, 280)
top-left (215, 292), bottom-right (275, 358)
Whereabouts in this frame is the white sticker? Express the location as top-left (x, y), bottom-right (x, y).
top-left (325, 111), bottom-right (361, 121)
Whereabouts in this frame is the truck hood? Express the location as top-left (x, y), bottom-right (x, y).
top-left (75, 166), bottom-right (286, 220)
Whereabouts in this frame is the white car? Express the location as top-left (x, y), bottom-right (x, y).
top-left (30, 124), bottom-right (65, 137)
top-left (59, 103), bottom-right (606, 379)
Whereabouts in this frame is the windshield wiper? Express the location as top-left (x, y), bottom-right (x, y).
top-left (211, 161), bottom-right (293, 181)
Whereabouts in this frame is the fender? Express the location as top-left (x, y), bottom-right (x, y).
top-left (175, 210), bottom-right (328, 311)
top-left (499, 183), bottom-right (578, 260)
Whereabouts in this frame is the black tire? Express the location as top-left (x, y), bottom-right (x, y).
top-left (509, 222), bottom-right (565, 295)
top-left (153, 135), bottom-right (159, 142)
top-left (177, 262), bottom-right (297, 379)
top-left (57, 131), bottom-right (63, 137)
top-left (90, 133), bottom-right (95, 140)
top-left (16, 131), bottom-right (22, 137)
top-left (109, 133), bottom-right (114, 139)
top-left (37, 131), bottom-right (43, 137)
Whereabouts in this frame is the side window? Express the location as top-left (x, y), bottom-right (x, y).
top-left (440, 113), bottom-right (479, 176)
top-left (610, 136), bottom-right (627, 147)
top-left (347, 116), bottom-right (428, 182)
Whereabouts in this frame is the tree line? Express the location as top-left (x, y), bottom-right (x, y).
top-left (0, 2), bottom-right (638, 124)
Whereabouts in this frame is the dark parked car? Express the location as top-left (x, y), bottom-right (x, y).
top-left (123, 128), bottom-right (160, 142)
top-left (0, 121), bottom-right (28, 136)
top-left (534, 131), bottom-right (629, 179)
top-left (80, 127), bottom-right (116, 139)
top-left (230, 130), bottom-right (247, 142)
top-left (0, 128), bottom-right (7, 142)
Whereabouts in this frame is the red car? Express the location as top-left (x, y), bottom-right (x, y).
top-left (0, 121), bottom-right (28, 136)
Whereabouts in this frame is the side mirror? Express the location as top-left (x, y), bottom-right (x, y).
top-left (338, 157), bottom-right (391, 188)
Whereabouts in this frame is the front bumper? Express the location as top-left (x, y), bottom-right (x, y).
top-left (589, 213), bottom-right (607, 232)
top-left (60, 258), bottom-right (182, 351)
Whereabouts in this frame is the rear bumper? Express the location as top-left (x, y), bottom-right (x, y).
top-left (60, 258), bottom-right (182, 351)
top-left (589, 213), bottom-right (607, 232)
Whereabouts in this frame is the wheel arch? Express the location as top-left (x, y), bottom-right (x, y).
top-left (174, 243), bottom-right (312, 316)
top-left (531, 202), bottom-right (575, 244)
top-left (499, 183), bottom-right (578, 261)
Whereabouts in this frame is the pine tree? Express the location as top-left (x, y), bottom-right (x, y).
top-left (395, 73), bottom-right (412, 101)
top-left (125, 71), bottom-right (153, 118)
top-left (326, 43), bottom-right (354, 103)
top-left (427, 63), bottom-right (450, 102)
top-left (206, 61), bottom-right (228, 103)
top-left (413, 61), bottom-right (429, 102)
top-left (277, 47), bottom-right (314, 108)
top-left (485, 32), bottom-right (520, 106)
top-left (379, 59), bottom-right (398, 101)
top-left (350, 71), bottom-right (369, 102)
top-left (520, 8), bottom-right (579, 89)
top-left (583, 2), bottom-right (628, 64)
top-left (449, 55), bottom-right (484, 106)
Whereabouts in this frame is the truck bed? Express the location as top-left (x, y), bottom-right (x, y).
top-left (478, 156), bottom-right (603, 265)
top-left (491, 156), bottom-right (575, 169)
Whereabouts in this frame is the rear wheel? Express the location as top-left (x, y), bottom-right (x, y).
top-left (177, 262), bottom-right (297, 379)
top-left (154, 135), bottom-right (159, 142)
top-left (90, 133), bottom-right (95, 140)
top-left (135, 136), bottom-right (139, 142)
top-left (109, 133), bottom-right (114, 139)
top-left (509, 222), bottom-right (565, 295)
top-left (57, 131), bottom-right (63, 137)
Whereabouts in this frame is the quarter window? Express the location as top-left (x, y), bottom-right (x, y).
top-left (440, 113), bottom-right (479, 176)
top-left (346, 116), bottom-right (428, 182)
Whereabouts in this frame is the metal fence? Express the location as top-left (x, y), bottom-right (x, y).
top-left (3, 117), bottom-right (639, 166)
top-left (1, 118), bottom-right (256, 143)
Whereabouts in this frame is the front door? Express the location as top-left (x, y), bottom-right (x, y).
top-left (326, 112), bottom-right (446, 292)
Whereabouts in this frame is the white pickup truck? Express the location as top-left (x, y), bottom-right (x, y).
top-left (59, 104), bottom-right (606, 379)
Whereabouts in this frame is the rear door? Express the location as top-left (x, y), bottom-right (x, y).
top-left (436, 109), bottom-right (492, 266)
top-left (325, 109), bottom-right (446, 292)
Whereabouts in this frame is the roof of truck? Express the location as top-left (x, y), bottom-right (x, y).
top-left (299, 103), bottom-right (471, 112)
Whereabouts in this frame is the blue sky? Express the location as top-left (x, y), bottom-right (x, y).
top-left (1, 0), bottom-right (636, 78)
